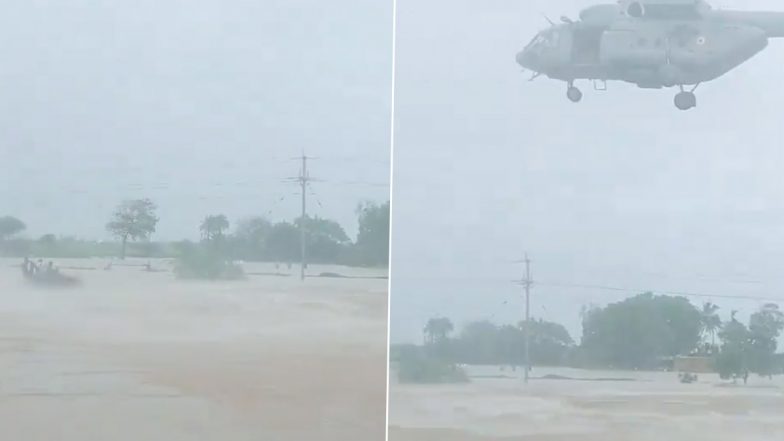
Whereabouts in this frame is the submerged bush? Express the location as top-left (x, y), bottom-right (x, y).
top-left (175, 243), bottom-right (245, 280)
top-left (396, 347), bottom-right (469, 384)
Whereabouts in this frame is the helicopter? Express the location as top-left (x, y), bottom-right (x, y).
top-left (516, 0), bottom-right (784, 110)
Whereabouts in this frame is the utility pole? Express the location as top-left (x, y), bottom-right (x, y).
top-left (297, 154), bottom-right (310, 281)
top-left (286, 154), bottom-right (319, 281)
top-left (521, 254), bottom-right (533, 384)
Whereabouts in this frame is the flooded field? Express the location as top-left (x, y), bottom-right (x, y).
top-left (0, 258), bottom-right (387, 440)
top-left (389, 366), bottom-right (784, 441)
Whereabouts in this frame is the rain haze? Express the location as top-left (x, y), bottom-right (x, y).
top-left (0, 2), bottom-right (392, 440)
top-left (0, 0), bottom-right (392, 240)
top-left (390, 0), bottom-right (784, 344)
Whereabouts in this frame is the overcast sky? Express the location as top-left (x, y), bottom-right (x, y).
top-left (390, 0), bottom-right (784, 343)
top-left (0, 0), bottom-right (392, 240)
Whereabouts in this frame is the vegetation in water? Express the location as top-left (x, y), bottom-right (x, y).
top-left (395, 345), bottom-right (469, 384)
top-left (0, 199), bottom-right (390, 268)
top-left (394, 294), bottom-right (784, 380)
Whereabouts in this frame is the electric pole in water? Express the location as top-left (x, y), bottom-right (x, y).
top-left (296, 154), bottom-right (311, 281)
top-left (521, 254), bottom-right (533, 384)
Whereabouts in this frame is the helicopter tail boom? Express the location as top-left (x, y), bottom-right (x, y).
top-left (713, 11), bottom-right (784, 38)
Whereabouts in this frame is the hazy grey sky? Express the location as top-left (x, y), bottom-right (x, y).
top-left (390, 0), bottom-right (784, 343)
top-left (0, 0), bottom-right (392, 240)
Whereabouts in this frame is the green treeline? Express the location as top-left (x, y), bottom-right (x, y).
top-left (393, 293), bottom-right (784, 383)
top-left (0, 199), bottom-right (390, 268)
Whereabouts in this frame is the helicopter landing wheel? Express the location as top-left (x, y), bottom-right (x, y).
top-left (567, 86), bottom-right (583, 103)
top-left (674, 91), bottom-right (696, 110)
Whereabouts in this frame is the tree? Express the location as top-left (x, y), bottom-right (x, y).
top-left (0, 216), bottom-right (29, 256)
top-left (265, 222), bottom-right (300, 263)
top-left (295, 215), bottom-right (351, 263)
top-left (232, 217), bottom-right (272, 260)
top-left (715, 304), bottom-right (784, 380)
top-left (496, 324), bottom-right (525, 366)
top-left (354, 201), bottom-right (390, 266)
top-left (296, 216), bottom-right (350, 244)
top-left (423, 317), bottom-right (454, 346)
top-left (0, 216), bottom-right (26, 241)
top-left (716, 316), bottom-right (750, 381)
top-left (700, 302), bottom-right (722, 349)
top-left (747, 303), bottom-right (784, 377)
top-left (106, 199), bottom-right (159, 259)
top-left (455, 321), bottom-right (500, 365)
top-left (38, 234), bottom-right (56, 245)
top-left (749, 304), bottom-right (784, 342)
top-left (423, 317), bottom-right (455, 360)
top-left (580, 293), bottom-right (702, 369)
top-left (524, 318), bottom-right (575, 365)
top-left (35, 234), bottom-right (57, 255)
top-left (424, 318), bottom-right (575, 367)
top-left (200, 214), bottom-right (230, 241)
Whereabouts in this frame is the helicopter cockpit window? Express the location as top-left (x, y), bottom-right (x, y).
top-left (539, 30), bottom-right (560, 47)
top-left (524, 33), bottom-right (545, 50)
top-left (525, 30), bottom-right (558, 50)
top-left (547, 31), bottom-right (560, 46)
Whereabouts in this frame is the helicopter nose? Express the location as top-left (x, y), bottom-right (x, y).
top-left (516, 50), bottom-right (526, 67)
top-left (516, 48), bottom-right (536, 69)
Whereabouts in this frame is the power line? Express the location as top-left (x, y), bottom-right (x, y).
top-left (308, 188), bottom-right (325, 214)
top-left (312, 156), bottom-right (391, 165)
top-left (398, 272), bottom-right (784, 304)
top-left (536, 281), bottom-right (784, 303)
top-left (261, 194), bottom-right (288, 218)
top-left (494, 258), bottom-right (784, 287)
top-left (321, 180), bottom-right (390, 188)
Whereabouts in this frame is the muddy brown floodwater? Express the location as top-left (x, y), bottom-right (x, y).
top-left (389, 365), bottom-right (784, 441)
top-left (0, 258), bottom-right (387, 440)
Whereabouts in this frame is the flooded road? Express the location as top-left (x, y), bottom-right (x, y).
top-left (0, 258), bottom-right (387, 440)
top-left (389, 366), bottom-right (784, 441)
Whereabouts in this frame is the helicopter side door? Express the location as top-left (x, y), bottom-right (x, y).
top-left (571, 27), bottom-right (605, 65)
top-left (599, 25), bottom-right (668, 68)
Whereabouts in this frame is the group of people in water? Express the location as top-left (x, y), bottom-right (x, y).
top-left (21, 257), bottom-right (61, 280)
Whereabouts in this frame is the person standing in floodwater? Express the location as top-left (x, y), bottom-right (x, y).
top-left (22, 257), bottom-right (34, 276)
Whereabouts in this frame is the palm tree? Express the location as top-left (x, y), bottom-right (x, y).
top-left (200, 215), bottom-right (230, 241)
top-left (423, 317), bottom-right (454, 346)
top-left (700, 302), bottom-right (722, 348)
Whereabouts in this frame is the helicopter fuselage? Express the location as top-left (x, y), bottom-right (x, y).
top-left (516, 1), bottom-right (784, 109)
top-left (518, 19), bottom-right (771, 88)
